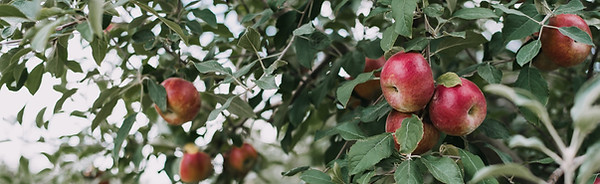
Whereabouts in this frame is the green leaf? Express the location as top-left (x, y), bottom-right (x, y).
top-left (92, 98), bottom-right (118, 131)
top-left (335, 121), bottom-right (368, 140)
top-left (91, 37), bottom-right (108, 65)
top-left (459, 149), bottom-right (500, 184)
top-left (293, 23), bottom-right (315, 36)
top-left (381, 26), bottom-right (399, 51)
top-left (468, 163), bottom-right (545, 184)
top-left (437, 72), bottom-right (462, 87)
top-left (194, 61), bottom-right (231, 75)
top-left (359, 39), bottom-right (384, 59)
top-left (35, 107), bottom-right (46, 128)
top-left (31, 18), bottom-right (66, 52)
top-left (452, 8), bottom-right (498, 20)
top-left (492, 4), bottom-right (528, 17)
top-left (421, 155), bottom-right (464, 184)
top-left (484, 84), bottom-right (550, 128)
top-left (403, 37), bottom-right (429, 51)
top-left (192, 9), bottom-right (217, 28)
top-left (36, 7), bottom-right (65, 20)
top-left (266, 59), bottom-right (287, 75)
top-left (508, 135), bottom-right (556, 161)
top-left (281, 166), bottom-right (310, 176)
top-left (300, 169), bottom-right (334, 184)
top-left (475, 119), bottom-right (510, 139)
top-left (146, 79), bottom-right (167, 113)
top-left (554, 0), bottom-right (584, 14)
top-left (558, 26), bottom-right (594, 46)
top-left (395, 115), bottom-right (423, 154)
top-left (424, 4), bottom-right (444, 18)
top-left (516, 40), bottom-right (541, 66)
top-left (433, 31), bottom-right (487, 56)
top-left (238, 28), bottom-right (261, 52)
top-left (255, 74), bottom-right (278, 90)
top-left (17, 105), bottom-right (25, 124)
top-left (394, 159), bottom-right (423, 184)
top-left (25, 64), bottom-right (44, 95)
top-left (12, 0), bottom-right (41, 20)
top-left (113, 113), bottom-right (137, 165)
top-left (207, 95), bottom-right (235, 121)
top-left (357, 170), bottom-right (376, 184)
top-left (348, 133), bottom-right (394, 174)
top-left (477, 63), bottom-right (502, 84)
top-left (571, 75), bottom-right (600, 134)
top-left (341, 51), bottom-right (366, 78)
top-left (131, 29), bottom-right (155, 43)
top-left (133, 1), bottom-right (189, 45)
top-left (514, 66), bottom-right (548, 104)
top-left (336, 71), bottom-right (375, 108)
top-left (204, 93), bottom-right (256, 119)
top-left (54, 88), bottom-right (77, 113)
top-left (576, 142), bottom-right (600, 184)
top-left (88, 0), bottom-right (104, 37)
top-left (76, 21), bottom-right (93, 42)
top-left (498, 4), bottom-right (542, 42)
top-left (186, 20), bottom-right (202, 34)
top-left (392, 0), bottom-right (419, 38)
top-left (0, 5), bottom-right (28, 19)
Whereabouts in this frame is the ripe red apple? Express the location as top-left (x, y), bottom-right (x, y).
top-left (154, 77), bottom-right (202, 125)
top-left (380, 52), bottom-right (435, 113)
top-left (224, 143), bottom-right (259, 179)
top-left (385, 110), bottom-right (440, 154)
top-left (533, 14), bottom-right (592, 69)
top-left (594, 176), bottom-right (600, 184)
top-left (354, 56), bottom-right (387, 100)
top-left (429, 78), bottom-right (487, 136)
top-left (180, 144), bottom-right (213, 183)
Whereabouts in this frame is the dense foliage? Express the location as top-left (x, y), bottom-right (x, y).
top-left (0, 0), bottom-right (599, 183)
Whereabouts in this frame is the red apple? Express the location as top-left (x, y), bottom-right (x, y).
top-left (385, 110), bottom-right (440, 154)
top-left (180, 144), bottom-right (213, 183)
top-left (594, 176), bottom-right (600, 184)
top-left (429, 78), bottom-right (487, 136)
top-left (354, 56), bottom-right (387, 100)
top-left (380, 52), bottom-right (435, 113)
top-left (154, 77), bottom-right (202, 125)
top-left (224, 143), bottom-right (259, 179)
top-left (533, 14), bottom-right (592, 69)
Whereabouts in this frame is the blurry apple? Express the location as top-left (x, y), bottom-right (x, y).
top-left (354, 56), bottom-right (387, 100)
top-left (180, 144), bottom-right (213, 183)
top-left (429, 78), bottom-right (487, 136)
top-left (533, 14), bottom-right (592, 69)
top-left (385, 110), bottom-right (440, 154)
top-left (154, 77), bottom-right (202, 125)
top-left (380, 52), bottom-right (435, 113)
top-left (224, 143), bottom-right (259, 179)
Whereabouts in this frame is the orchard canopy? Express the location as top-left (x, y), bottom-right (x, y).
top-left (0, 0), bottom-right (600, 183)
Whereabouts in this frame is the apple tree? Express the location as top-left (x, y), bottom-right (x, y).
top-left (0, 0), bottom-right (599, 183)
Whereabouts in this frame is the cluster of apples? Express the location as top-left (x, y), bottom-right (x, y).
top-left (355, 52), bottom-right (487, 154)
top-left (533, 14), bottom-right (593, 70)
top-left (153, 78), bottom-right (259, 182)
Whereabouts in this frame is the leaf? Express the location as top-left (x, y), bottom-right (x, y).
top-left (92, 98), bottom-right (118, 131)
top-left (452, 8), bottom-right (498, 20)
top-left (192, 9), bottom-right (217, 28)
top-left (571, 75), bottom-right (600, 134)
top-left (516, 40), bottom-right (541, 66)
top-left (194, 61), bottom-right (231, 75)
top-left (17, 105), bottom-right (25, 124)
top-left (477, 63), bottom-right (502, 84)
top-left (91, 37), bottom-right (108, 65)
top-left (424, 4), bottom-right (444, 18)
top-left (492, 4), bottom-right (529, 17)
top-left (475, 119), bottom-right (510, 139)
top-left (459, 149), bottom-right (500, 184)
top-left (255, 74), bottom-right (278, 90)
top-left (300, 169), bottom-right (334, 184)
top-left (336, 71), bottom-right (374, 108)
top-left (146, 79), bottom-right (167, 113)
top-left (347, 133), bottom-right (395, 174)
top-left (381, 26), bottom-right (399, 51)
top-left (31, 18), bottom-right (66, 52)
top-left (359, 100), bottom-right (392, 123)
top-left (0, 5), bottom-right (28, 19)
top-left (131, 29), bottom-right (154, 43)
top-left (335, 121), bottom-right (368, 140)
top-left (76, 21), bottom-right (93, 42)
top-left (357, 170), bottom-right (376, 184)
top-left (238, 28), bottom-right (261, 52)
top-left (498, 4), bottom-right (542, 42)
top-left (25, 64), bottom-right (44, 95)
top-left (341, 51), bottom-right (366, 78)
top-left (395, 115), bottom-right (423, 154)
top-left (508, 135), bottom-right (556, 162)
top-left (113, 113), bottom-right (137, 165)
top-left (554, 0), bottom-right (584, 14)
top-left (437, 72), bottom-right (462, 87)
top-left (133, 1), bottom-right (189, 45)
top-left (421, 155), bottom-right (464, 184)
top-left (207, 95), bottom-right (235, 121)
top-left (403, 37), bottom-right (429, 51)
top-left (484, 84), bottom-right (551, 129)
top-left (576, 142), bottom-right (600, 184)
top-left (35, 107), bottom-right (46, 128)
top-left (54, 88), bottom-right (77, 113)
top-left (293, 23), bottom-right (315, 36)
top-left (433, 31), bottom-right (487, 56)
top-left (558, 26), bottom-right (594, 45)
top-left (468, 163), bottom-right (545, 184)
top-left (392, 0), bottom-right (419, 38)
top-left (394, 159), bottom-right (423, 184)
top-left (514, 66), bottom-right (548, 104)
top-left (88, 0), bottom-right (104, 37)
top-left (204, 93), bottom-right (256, 119)
top-left (281, 166), bottom-right (310, 176)
top-left (12, 0), bottom-right (41, 20)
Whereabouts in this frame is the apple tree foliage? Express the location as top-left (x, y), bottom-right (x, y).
top-left (0, 0), bottom-right (599, 183)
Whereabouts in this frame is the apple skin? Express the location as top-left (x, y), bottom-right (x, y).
top-left (154, 77), bottom-right (202, 125)
top-left (534, 14), bottom-right (592, 69)
top-left (429, 78), bottom-right (487, 136)
top-left (180, 144), bottom-right (213, 183)
top-left (224, 143), bottom-right (259, 179)
top-left (385, 110), bottom-right (440, 154)
top-left (380, 52), bottom-right (435, 113)
top-left (354, 56), bottom-right (387, 100)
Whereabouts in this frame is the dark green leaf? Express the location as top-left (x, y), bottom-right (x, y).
top-left (469, 163), bottom-right (544, 184)
top-left (146, 79), bottom-right (167, 113)
top-left (293, 23), bottom-right (315, 36)
top-left (392, 0), bottom-right (419, 38)
top-left (17, 105), bottom-right (25, 124)
top-left (475, 119), bottom-right (510, 139)
top-left (359, 100), bottom-right (392, 123)
top-left (348, 133), bottom-right (394, 174)
top-left (558, 26), bottom-right (594, 45)
top-left (516, 40), bottom-right (541, 66)
top-left (35, 107), bottom-right (46, 128)
top-left (25, 64), bottom-right (44, 95)
top-left (281, 166), bottom-right (310, 176)
top-left (12, 0), bottom-right (40, 20)
top-left (54, 88), bottom-right (77, 113)
top-left (358, 39), bottom-right (384, 59)
top-left (554, 0), bottom-right (584, 14)
top-left (92, 98), bottom-right (118, 131)
top-left (88, 0), bottom-right (104, 37)
top-left (477, 63), bottom-right (503, 84)
top-left (424, 4), bottom-right (444, 17)
top-left (335, 121), bottom-right (368, 140)
top-left (381, 26), bottom-right (399, 51)
top-left (403, 37), bottom-right (429, 51)
top-left (294, 36), bottom-right (317, 68)
top-left (204, 93), bottom-right (256, 119)
top-left (238, 28), bottom-right (261, 52)
top-left (421, 155), bottom-right (464, 184)
top-left (300, 169), bottom-right (334, 184)
top-left (113, 113), bottom-right (137, 165)
top-left (91, 37), bottom-right (108, 66)
top-left (0, 5), bottom-right (28, 18)
top-left (341, 51), bottom-right (366, 78)
top-left (459, 149), bottom-right (499, 184)
top-left (395, 115), bottom-right (423, 154)
top-left (514, 66), bottom-right (548, 104)
top-left (498, 4), bottom-right (542, 42)
top-left (452, 8), bottom-right (498, 20)
top-left (192, 9), bottom-right (217, 28)
top-left (131, 29), bottom-right (155, 43)
top-left (433, 31), bottom-right (487, 56)
top-left (336, 71), bottom-right (374, 108)
top-left (255, 74), bottom-right (278, 90)
top-left (76, 21), bottom-right (93, 42)
top-left (32, 18), bottom-right (66, 52)
top-left (207, 95), bottom-right (235, 121)
top-left (186, 20), bottom-right (202, 34)
top-left (133, 1), bottom-right (189, 45)
top-left (394, 159), bottom-right (423, 184)
top-left (194, 61), bottom-right (231, 75)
